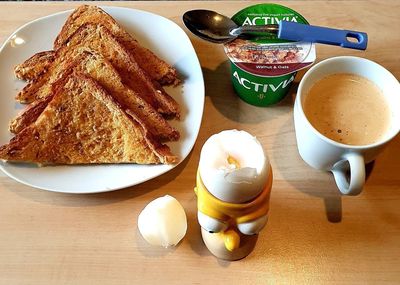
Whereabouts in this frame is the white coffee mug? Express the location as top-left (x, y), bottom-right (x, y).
top-left (294, 56), bottom-right (400, 195)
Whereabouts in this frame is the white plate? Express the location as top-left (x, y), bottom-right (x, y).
top-left (0, 7), bottom-right (204, 193)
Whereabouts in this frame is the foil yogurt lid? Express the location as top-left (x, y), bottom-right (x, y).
top-left (224, 3), bottom-right (316, 77)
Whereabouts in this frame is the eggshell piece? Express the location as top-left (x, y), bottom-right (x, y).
top-left (138, 195), bottom-right (187, 247)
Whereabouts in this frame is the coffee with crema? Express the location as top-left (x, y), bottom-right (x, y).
top-left (303, 73), bottom-right (391, 145)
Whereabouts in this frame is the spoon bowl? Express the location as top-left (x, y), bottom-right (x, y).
top-left (183, 10), bottom-right (240, 43)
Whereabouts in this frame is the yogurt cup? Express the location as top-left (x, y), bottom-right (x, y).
top-left (224, 3), bottom-right (316, 106)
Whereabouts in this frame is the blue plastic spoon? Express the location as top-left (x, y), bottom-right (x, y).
top-left (183, 10), bottom-right (368, 50)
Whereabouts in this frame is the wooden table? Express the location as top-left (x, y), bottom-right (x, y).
top-left (0, 1), bottom-right (399, 284)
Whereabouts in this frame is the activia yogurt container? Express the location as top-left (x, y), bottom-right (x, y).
top-left (224, 3), bottom-right (316, 106)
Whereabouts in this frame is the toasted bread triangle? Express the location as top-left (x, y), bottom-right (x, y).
top-left (54, 5), bottom-right (179, 85)
top-left (15, 24), bottom-right (180, 118)
top-left (1, 73), bottom-right (176, 165)
top-left (15, 6), bottom-right (178, 86)
top-left (11, 48), bottom-right (180, 141)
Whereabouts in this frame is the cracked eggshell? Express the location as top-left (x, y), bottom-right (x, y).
top-left (199, 130), bottom-right (270, 203)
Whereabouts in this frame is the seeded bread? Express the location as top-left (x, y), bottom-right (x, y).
top-left (15, 5), bottom-right (179, 86)
top-left (11, 49), bottom-right (180, 141)
top-left (15, 24), bottom-right (180, 118)
top-left (0, 73), bottom-right (176, 165)
top-left (54, 5), bottom-right (179, 86)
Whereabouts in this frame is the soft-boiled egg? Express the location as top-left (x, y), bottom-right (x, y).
top-left (199, 130), bottom-right (270, 203)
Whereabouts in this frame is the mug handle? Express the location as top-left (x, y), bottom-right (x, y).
top-left (331, 153), bottom-right (365, 195)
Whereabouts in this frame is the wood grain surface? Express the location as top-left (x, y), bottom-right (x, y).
top-left (0, 1), bottom-right (399, 284)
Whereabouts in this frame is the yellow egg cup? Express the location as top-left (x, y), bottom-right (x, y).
top-left (195, 168), bottom-right (272, 260)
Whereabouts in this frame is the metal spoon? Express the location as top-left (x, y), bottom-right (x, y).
top-left (183, 10), bottom-right (368, 50)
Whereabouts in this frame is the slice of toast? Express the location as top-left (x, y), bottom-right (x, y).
top-left (14, 51), bottom-right (55, 81)
top-left (54, 5), bottom-right (179, 86)
top-left (15, 5), bottom-right (179, 86)
top-left (10, 49), bottom-right (180, 141)
top-left (15, 24), bottom-right (180, 119)
top-left (0, 73), bottom-right (176, 165)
